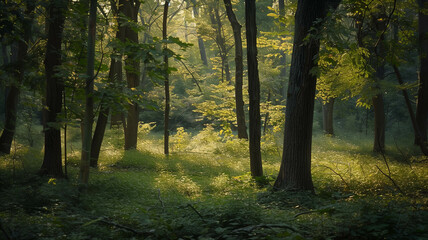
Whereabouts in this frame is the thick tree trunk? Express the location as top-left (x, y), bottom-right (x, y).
top-left (122, 0), bottom-right (140, 150)
top-left (0, 86), bottom-right (19, 154)
top-left (245, 0), bottom-right (263, 177)
top-left (274, 0), bottom-right (341, 191)
top-left (223, 0), bottom-right (248, 140)
top-left (416, 0), bottom-right (428, 144)
top-left (40, 0), bottom-right (68, 178)
top-left (163, 0), bottom-right (170, 155)
top-left (80, 0), bottom-right (97, 184)
top-left (322, 98), bottom-right (335, 135)
top-left (371, 11), bottom-right (386, 153)
top-left (0, 3), bottom-right (34, 154)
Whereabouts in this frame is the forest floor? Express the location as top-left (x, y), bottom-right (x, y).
top-left (0, 127), bottom-right (427, 239)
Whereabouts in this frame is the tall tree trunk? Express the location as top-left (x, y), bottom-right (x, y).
top-left (322, 98), bottom-right (335, 135)
top-left (0, 3), bottom-right (34, 154)
top-left (40, 0), bottom-right (68, 178)
top-left (371, 11), bottom-right (387, 153)
top-left (109, 0), bottom-right (125, 130)
top-left (189, 0), bottom-right (208, 66)
top-left (210, 4), bottom-right (231, 83)
top-left (245, 0), bottom-right (263, 177)
top-left (90, 55), bottom-right (121, 167)
top-left (163, 0), bottom-right (170, 155)
top-left (122, 0), bottom-right (140, 150)
top-left (274, 0), bottom-right (341, 191)
top-left (80, 0), bottom-right (97, 184)
top-left (393, 66), bottom-right (428, 155)
top-left (416, 0), bottom-right (428, 144)
top-left (223, 0), bottom-right (248, 140)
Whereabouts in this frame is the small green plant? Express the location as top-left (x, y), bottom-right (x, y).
top-left (170, 127), bottom-right (191, 152)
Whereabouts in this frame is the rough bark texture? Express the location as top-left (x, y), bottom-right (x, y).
top-left (223, 0), bottom-right (248, 140)
top-left (416, 0), bottom-right (428, 144)
top-left (80, 0), bottom-right (97, 184)
top-left (163, 0), bottom-right (170, 155)
top-left (322, 98), bottom-right (335, 135)
top-left (0, 3), bottom-right (34, 154)
top-left (274, 0), bottom-right (341, 191)
top-left (122, 0), bottom-right (140, 150)
top-left (245, 0), bottom-right (263, 177)
top-left (40, 0), bottom-right (68, 177)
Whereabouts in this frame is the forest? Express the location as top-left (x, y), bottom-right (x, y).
top-left (0, 0), bottom-right (427, 239)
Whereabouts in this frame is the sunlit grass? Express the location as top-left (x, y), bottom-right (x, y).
top-left (0, 125), bottom-right (427, 239)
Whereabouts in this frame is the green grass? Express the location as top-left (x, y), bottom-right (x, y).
top-left (0, 126), bottom-right (427, 239)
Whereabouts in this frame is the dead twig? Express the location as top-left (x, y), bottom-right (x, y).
top-left (318, 165), bottom-right (350, 189)
top-left (99, 217), bottom-right (152, 235)
top-left (375, 165), bottom-right (404, 195)
top-left (231, 223), bottom-right (297, 234)
top-left (185, 203), bottom-right (206, 223)
top-left (157, 189), bottom-right (165, 212)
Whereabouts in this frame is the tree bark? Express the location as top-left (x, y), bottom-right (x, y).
top-left (371, 10), bottom-right (387, 153)
top-left (163, 0), bottom-right (170, 155)
top-left (80, 0), bottom-right (97, 184)
top-left (416, 0), bottom-right (428, 144)
top-left (209, 4), bottom-right (231, 83)
top-left (122, 0), bottom-right (140, 150)
top-left (245, 0), bottom-right (263, 177)
top-left (274, 0), bottom-right (341, 191)
top-left (393, 65), bottom-right (428, 155)
top-left (322, 98), bottom-right (335, 135)
top-left (223, 0), bottom-right (248, 140)
top-left (190, 0), bottom-right (208, 66)
top-left (40, 0), bottom-right (68, 178)
top-left (0, 3), bottom-right (34, 154)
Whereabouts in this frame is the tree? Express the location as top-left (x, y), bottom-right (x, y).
top-left (0, 1), bottom-right (35, 154)
top-left (79, 0), bottom-right (97, 184)
top-left (163, 0), bottom-right (170, 154)
top-left (189, 0), bottom-right (208, 66)
top-left (274, 0), bottom-right (341, 191)
top-left (90, 0), bottom-right (123, 167)
top-left (223, 0), bottom-right (248, 140)
top-left (40, 0), bottom-right (68, 177)
top-left (245, 0), bottom-right (263, 177)
top-left (122, 0), bottom-right (141, 150)
top-left (416, 0), bottom-right (428, 145)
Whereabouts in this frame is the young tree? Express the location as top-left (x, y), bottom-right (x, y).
top-left (40, 0), bottom-right (68, 177)
top-left (245, 0), bottom-right (263, 177)
top-left (274, 0), bottom-right (341, 191)
top-left (90, 0), bottom-right (123, 167)
top-left (223, 0), bottom-right (248, 139)
top-left (79, 0), bottom-right (97, 184)
top-left (416, 0), bottom-right (428, 144)
top-left (163, 0), bottom-right (170, 155)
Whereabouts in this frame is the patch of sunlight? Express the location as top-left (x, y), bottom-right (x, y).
top-left (155, 171), bottom-right (202, 199)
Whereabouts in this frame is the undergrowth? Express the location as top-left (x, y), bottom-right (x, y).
top-left (0, 126), bottom-right (427, 239)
